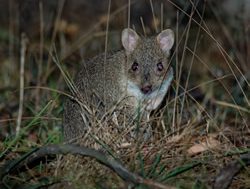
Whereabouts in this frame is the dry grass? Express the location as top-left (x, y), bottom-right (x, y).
top-left (0, 0), bottom-right (249, 189)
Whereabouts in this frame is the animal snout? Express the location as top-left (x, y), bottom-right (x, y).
top-left (141, 85), bottom-right (152, 94)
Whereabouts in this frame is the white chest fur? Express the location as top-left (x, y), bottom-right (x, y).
top-left (127, 68), bottom-right (173, 111)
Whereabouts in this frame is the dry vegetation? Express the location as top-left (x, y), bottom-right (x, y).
top-left (0, 0), bottom-right (249, 189)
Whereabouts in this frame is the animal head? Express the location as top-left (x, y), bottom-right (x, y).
top-left (121, 28), bottom-right (175, 110)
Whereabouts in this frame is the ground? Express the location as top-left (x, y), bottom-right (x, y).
top-left (0, 0), bottom-right (249, 189)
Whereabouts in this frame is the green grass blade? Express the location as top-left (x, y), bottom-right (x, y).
top-left (160, 161), bottom-right (201, 182)
top-left (146, 153), bottom-right (162, 178)
top-left (0, 100), bottom-right (53, 158)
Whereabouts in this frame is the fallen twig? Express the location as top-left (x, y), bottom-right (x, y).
top-left (0, 144), bottom-right (175, 189)
top-left (213, 152), bottom-right (250, 189)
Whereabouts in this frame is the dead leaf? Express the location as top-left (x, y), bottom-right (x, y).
top-left (187, 136), bottom-right (221, 156)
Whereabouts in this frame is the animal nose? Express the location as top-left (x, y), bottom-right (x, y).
top-left (141, 85), bottom-right (152, 94)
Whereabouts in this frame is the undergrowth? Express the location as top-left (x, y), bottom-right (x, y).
top-left (0, 0), bottom-right (249, 189)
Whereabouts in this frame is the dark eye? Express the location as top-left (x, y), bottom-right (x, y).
top-left (157, 62), bottom-right (164, 72)
top-left (131, 61), bottom-right (139, 72)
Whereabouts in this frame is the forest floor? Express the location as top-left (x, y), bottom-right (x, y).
top-left (0, 1), bottom-right (249, 189)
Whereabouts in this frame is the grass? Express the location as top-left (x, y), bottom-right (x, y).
top-left (0, 0), bottom-right (249, 189)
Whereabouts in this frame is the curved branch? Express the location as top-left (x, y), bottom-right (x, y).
top-left (1, 144), bottom-right (175, 189)
top-left (213, 152), bottom-right (250, 189)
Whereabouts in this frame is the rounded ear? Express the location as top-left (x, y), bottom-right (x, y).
top-left (157, 29), bottom-right (175, 53)
top-left (122, 28), bottom-right (140, 53)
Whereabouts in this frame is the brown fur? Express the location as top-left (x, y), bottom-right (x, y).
top-left (63, 28), bottom-right (174, 142)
